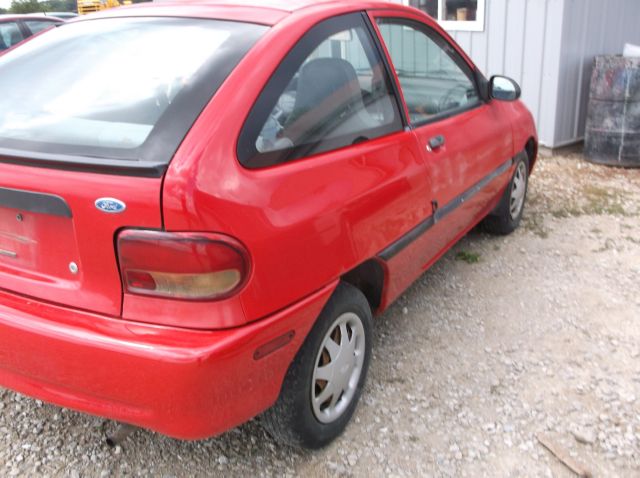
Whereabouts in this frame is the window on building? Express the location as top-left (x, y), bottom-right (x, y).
top-left (405, 0), bottom-right (486, 32)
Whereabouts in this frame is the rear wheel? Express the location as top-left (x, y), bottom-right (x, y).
top-left (482, 152), bottom-right (529, 235)
top-left (261, 283), bottom-right (372, 449)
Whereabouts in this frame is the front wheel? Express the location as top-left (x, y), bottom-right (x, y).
top-left (261, 283), bottom-right (372, 449)
top-left (482, 152), bottom-right (530, 235)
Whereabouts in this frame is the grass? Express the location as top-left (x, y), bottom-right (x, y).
top-left (455, 250), bottom-right (481, 264)
top-left (579, 185), bottom-right (629, 216)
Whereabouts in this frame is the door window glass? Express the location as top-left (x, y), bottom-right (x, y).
top-left (377, 19), bottom-right (479, 125)
top-left (238, 14), bottom-right (403, 169)
top-left (0, 22), bottom-right (24, 51)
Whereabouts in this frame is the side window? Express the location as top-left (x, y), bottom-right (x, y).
top-left (24, 20), bottom-right (57, 35)
top-left (377, 19), bottom-right (479, 125)
top-left (0, 22), bottom-right (25, 51)
top-left (238, 14), bottom-right (403, 169)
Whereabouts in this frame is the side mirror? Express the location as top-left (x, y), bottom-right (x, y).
top-left (489, 75), bottom-right (521, 101)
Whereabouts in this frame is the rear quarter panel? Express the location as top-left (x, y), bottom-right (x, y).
top-left (162, 6), bottom-right (432, 324)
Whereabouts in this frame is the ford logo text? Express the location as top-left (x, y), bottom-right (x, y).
top-left (95, 198), bottom-right (127, 214)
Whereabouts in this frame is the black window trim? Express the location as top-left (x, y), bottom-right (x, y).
top-left (375, 16), bottom-right (484, 130)
top-left (237, 12), bottom-right (406, 170)
top-left (16, 20), bottom-right (31, 40)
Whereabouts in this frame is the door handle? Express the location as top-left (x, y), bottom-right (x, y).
top-left (427, 135), bottom-right (445, 152)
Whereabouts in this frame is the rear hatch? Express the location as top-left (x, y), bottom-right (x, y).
top-left (0, 162), bottom-right (161, 316)
top-left (0, 16), bottom-right (266, 315)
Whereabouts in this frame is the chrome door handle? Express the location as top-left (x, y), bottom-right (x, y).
top-left (427, 135), bottom-right (445, 152)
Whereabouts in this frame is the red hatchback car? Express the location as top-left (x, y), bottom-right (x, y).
top-left (0, 0), bottom-right (537, 448)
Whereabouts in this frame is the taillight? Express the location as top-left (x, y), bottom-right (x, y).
top-left (117, 230), bottom-right (250, 301)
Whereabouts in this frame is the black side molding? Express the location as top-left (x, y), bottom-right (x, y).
top-left (0, 187), bottom-right (72, 218)
top-left (378, 216), bottom-right (435, 262)
top-left (378, 156), bottom-right (517, 261)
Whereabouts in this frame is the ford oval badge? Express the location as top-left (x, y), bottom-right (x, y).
top-left (95, 198), bottom-right (127, 214)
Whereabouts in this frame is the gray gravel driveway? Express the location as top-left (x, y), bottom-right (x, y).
top-left (1, 154), bottom-right (639, 477)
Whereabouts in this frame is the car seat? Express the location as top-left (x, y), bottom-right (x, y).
top-left (285, 57), bottom-right (380, 143)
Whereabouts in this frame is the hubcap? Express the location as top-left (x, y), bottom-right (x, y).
top-left (311, 312), bottom-right (366, 424)
top-left (509, 162), bottom-right (527, 220)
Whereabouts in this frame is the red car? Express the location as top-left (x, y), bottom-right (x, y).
top-left (0, 15), bottom-right (62, 52)
top-left (0, 0), bottom-right (537, 448)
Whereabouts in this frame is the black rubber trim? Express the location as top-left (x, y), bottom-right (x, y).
top-left (378, 215), bottom-right (435, 262)
top-left (0, 187), bottom-right (72, 218)
top-left (0, 148), bottom-right (166, 178)
top-left (434, 157), bottom-right (514, 224)
top-left (378, 157), bottom-right (515, 261)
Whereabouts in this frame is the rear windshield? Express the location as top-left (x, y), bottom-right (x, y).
top-left (0, 17), bottom-right (266, 171)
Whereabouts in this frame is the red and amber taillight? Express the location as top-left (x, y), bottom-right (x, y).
top-left (117, 230), bottom-right (250, 301)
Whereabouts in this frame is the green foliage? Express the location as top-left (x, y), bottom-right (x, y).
top-left (455, 250), bottom-right (481, 264)
top-left (10, 0), bottom-right (41, 14)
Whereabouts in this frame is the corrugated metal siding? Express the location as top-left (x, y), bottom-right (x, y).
top-left (389, 0), bottom-right (640, 148)
top-left (448, 0), bottom-right (566, 147)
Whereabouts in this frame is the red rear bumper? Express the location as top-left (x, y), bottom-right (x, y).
top-left (0, 283), bottom-right (336, 439)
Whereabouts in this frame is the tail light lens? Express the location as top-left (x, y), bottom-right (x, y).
top-left (117, 230), bottom-right (250, 301)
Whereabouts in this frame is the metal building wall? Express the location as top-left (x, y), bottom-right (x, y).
top-left (446, 0), bottom-right (566, 148)
top-left (391, 0), bottom-right (640, 148)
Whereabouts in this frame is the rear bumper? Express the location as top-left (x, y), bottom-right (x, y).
top-left (0, 283), bottom-right (336, 439)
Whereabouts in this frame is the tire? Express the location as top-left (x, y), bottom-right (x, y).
top-left (261, 282), bottom-right (373, 449)
top-left (482, 152), bottom-right (530, 235)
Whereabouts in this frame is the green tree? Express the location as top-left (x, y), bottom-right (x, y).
top-left (10, 0), bottom-right (42, 14)
top-left (43, 0), bottom-right (78, 12)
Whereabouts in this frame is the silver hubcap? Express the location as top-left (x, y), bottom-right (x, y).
top-left (510, 162), bottom-right (527, 220)
top-left (311, 312), bottom-right (366, 424)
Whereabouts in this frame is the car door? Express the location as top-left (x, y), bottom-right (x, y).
top-left (0, 20), bottom-right (26, 51)
top-left (371, 11), bottom-right (514, 265)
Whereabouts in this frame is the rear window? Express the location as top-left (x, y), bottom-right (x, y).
top-left (0, 17), bottom-right (266, 172)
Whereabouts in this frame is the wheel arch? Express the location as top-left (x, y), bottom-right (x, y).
top-left (341, 259), bottom-right (385, 314)
top-left (525, 137), bottom-right (538, 171)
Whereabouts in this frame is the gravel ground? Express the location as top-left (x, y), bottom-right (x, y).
top-left (1, 153), bottom-right (639, 477)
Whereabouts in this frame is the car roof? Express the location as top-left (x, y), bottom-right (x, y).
top-left (152, 0), bottom-right (384, 13)
top-left (84, 0), bottom-right (410, 26)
